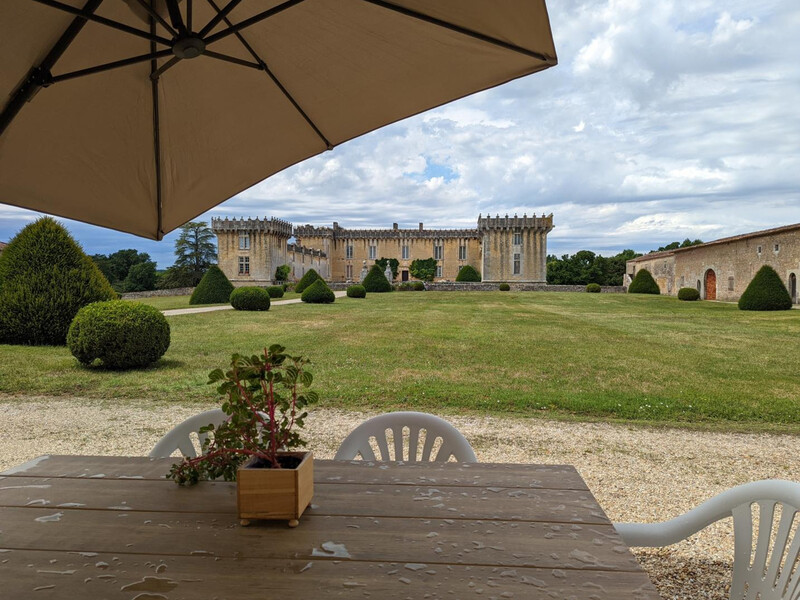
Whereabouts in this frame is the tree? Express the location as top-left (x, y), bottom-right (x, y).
top-left (410, 258), bottom-right (436, 282)
top-left (455, 265), bottom-right (481, 282)
top-left (157, 265), bottom-right (196, 289)
top-left (274, 264), bottom-right (291, 282)
top-left (375, 257), bottom-right (399, 280)
top-left (174, 222), bottom-right (216, 285)
top-left (546, 249), bottom-right (641, 286)
top-left (738, 266), bottom-right (792, 311)
top-left (295, 268), bottom-right (322, 293)
top-left (653, 239), bottom-right (703, 252)
top-left (91, 249), bottom-right (153, 291)
top-left (362, 264), bottom-right (392, 292)
top-left (190, 265), bottom-right (233, 305)
top-left (122, 260), bottom-right (157, 292)
top-left (628, 269), bottom-right (660, 294)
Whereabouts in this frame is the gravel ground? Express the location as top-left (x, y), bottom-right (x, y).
top-left (2, 397), bottom-right (798, 599)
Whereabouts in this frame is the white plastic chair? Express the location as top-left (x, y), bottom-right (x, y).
top-left (149, 409), bottom-right (228, 459)
top-left (615, 480), bottom-right (800, 600)
top-left (334, 411), bottom-right (477, 462)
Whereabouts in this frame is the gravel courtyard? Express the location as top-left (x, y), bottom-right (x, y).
top-left (2, 397), bottom-right (798, 600)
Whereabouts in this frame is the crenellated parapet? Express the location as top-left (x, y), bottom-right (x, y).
top-left (211, 216), bottom-right (293, 237)
top-left (287, 243), bottom-right (326, 259)
top-left (477, 213), bottom-right (553, 232)
top-left (295, 222), bottom-right (480, 240)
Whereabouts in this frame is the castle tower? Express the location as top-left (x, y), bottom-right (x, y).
top-left (477, 213), bottom-right (554, 283)
top-left (211, 217), bottom-right (293, 285)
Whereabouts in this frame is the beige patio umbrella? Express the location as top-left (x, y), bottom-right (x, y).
top-left (0, 1), bottom-right (557, 240)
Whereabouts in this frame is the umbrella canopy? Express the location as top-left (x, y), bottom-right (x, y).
top-left (0, 1), bottom-right (556, 240)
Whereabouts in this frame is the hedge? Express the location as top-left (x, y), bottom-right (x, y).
top-left (230, 287), bottom-right (271, 311)
top-left (301, 279), bottom-right (335, 304)
top-left (346, 284), bottom-right (366, 298)
top-left (190, 265), bottom-right (233, 305)
top-left (0, 217), bottom-right (116, 345)
top-left (295, 268), bottom-right (322, 294)
top-left (455, 265), bottom-right (481, 282)
top-left (362, 264), bottom-right (392, 293)
top-left (628, 269), bottom-right (660, 294)
top-left (678, 287), bottom-right (700, 301)
top-left (67, 301), bottom-right (170, 369)
top-left (738, 265), bottom-right (792, 311)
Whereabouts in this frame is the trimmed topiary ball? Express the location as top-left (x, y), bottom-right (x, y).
top-left (190, 265), bottom-right (234, 305)
top-left (346, 284), bottom-right (366, 298)
top-left (678, 287), bottom-right (700, 301)
top-left (301, 279), bottom-right (335, 304)
top-left (738, 265), bottom-right (792, 311)
top-left (413, 281), bottom-right (425, 291)
top-left (455, 265), bottom-right (481, 282)
top-left (295, 268), bottom-right (322, 294)
top-left (230, 287), bottom-right (271, 311)
top-left (586, 283), bottom-right (601, 293)
top-left (362, 264), bottom-right (392, 292)
top-left (67, 301), bottom-right (170, 369)
top-left (628, 269), bottom-right (660, 294)
top-left (266, 285), bottom-right (285, 299)
top-left (0, 217), bottom-right (117, 346)
top-left (498, 283), bottom-right (510, 291)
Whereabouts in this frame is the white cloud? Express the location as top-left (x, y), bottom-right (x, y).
top-left (712, 12), bottom-right (756, 44)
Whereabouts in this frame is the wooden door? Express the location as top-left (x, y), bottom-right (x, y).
top-left (705, 269), bottom-right (716, 300)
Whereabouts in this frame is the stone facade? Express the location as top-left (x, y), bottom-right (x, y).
top-left (213, 213), bottom-right (553, 285)
top-left (626, 223), bottom-right (800, 303)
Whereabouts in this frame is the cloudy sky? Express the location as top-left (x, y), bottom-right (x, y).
top-left (2, 0), bottom-right (798, 268)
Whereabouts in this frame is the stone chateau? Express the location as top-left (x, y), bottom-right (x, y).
top-left (626, 223), bottom-right (800, 303)
top-left (212, 213), bottom-right (553, 285)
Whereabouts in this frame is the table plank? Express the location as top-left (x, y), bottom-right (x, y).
top-left (0, 477), bottom-right (609, 523)
top-left (0, 506), bottom-right (640, 571)
top-left (1, 456), bottom-right (590, 490)
top-left (0, 549), bottom-right (661, 599)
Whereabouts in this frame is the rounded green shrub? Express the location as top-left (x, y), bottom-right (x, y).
top-left (738, 265), bottom-right (792, 311)
top-left (628, 269), bottom-right (660, 294)
top-left (498, 283), bottom-right (510, 291)
top-left (230, 287), bottom-right (271, 311)
top-left (455, 265), bottom-right (481, 282)
top-left (0, 217), bottom-right (117, 345)
top-left (586, 283), bottom-right (601, 293)
top-left (678, 287), bottom-right (700, 301)
top-left (362, 264), bottom-right (392, 293)
top-left (295, 268), bottom-right (322, 294)
top-left (301, 279), bottom-right (335, 304)
top-left (266, 286), bottom-right (285, 299)
top-left (67, 301), bottom-right (170, 369)
top-left (413, 281), bottom-right (425, 291)
top-left (346, 284), bottom-right (366, 298)
top-left (190, 265), bottom-right (234, 305)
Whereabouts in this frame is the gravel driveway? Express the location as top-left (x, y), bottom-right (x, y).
top-left (2, 397), bottom-right (797, 599)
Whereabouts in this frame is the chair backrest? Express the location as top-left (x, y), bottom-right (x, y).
top-left (615, 480), bottom-right (800, 600)
top-left (334, 411), bottom-right (477, 463)
top-left (149, 409), bottom-right (228, 459)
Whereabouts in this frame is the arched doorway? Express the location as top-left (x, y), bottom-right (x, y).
top-left (790, 273), bottom-right (797, 304)
top-left (704, 269), bottom-right (716, 300)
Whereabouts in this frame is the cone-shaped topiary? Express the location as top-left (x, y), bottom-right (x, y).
top-left (295, 268), bottom-right (322, 294)
top-left (230, 287), bottom-right (271, 311)
top-left (266, 285), bottom-right (284, 299)
top-left (362, 264), bottom-right (392, 292)
top-left (67, 300), bottom-right (170, 369)
top-left (346, 284), bottom-right (366, 298)
top-left (455, 265), bottom-right (481, 282)
top-left (301, 279), bottom-right (335, 304)
top-left (628, 269), bottom-right (660, 294)
top-left (678, 287), bottom-right (700, 301)
top-left (738, 265), bottom-right (792, 311)
top-left (0, 217), bottom-right (117, 345)
top-left (190, 265), bottom-right (233, 305)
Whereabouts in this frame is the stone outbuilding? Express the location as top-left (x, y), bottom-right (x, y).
top-left (626, 223), bottom-right (800, 303)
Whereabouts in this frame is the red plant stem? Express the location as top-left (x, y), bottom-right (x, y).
top-left (177, 447), bottom-right (269, 471)
top-left (265, 354), bottom-right (279, 469)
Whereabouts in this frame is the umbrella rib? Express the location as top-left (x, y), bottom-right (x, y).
top-left (165, 0), bottom-right (188, 35)
top-left (205, 0), bottom-right (333, 149)
top-left (1, 0), bottom-right (104, 137)
top-left (132, 0), bottom-right (179, 38)
top-left (151, 56), bottom-right (183, 80)
top-left (150, 16), bottom-right (164, 241)
top-left (360, 0), bottom-right (555, 64)
top-left (50, 49), bottom-right (174, 84)
top-left (204, 0), bottom-right (307, 46)
top-left (32, 0), bottom-right (173, 47)
top-left (202, 50), bottom-right (263, 70)
top-left (198, 0), bottom-right (243, 37)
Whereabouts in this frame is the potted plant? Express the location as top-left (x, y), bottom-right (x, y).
top-left (167, 344), bottom-right (318, 527)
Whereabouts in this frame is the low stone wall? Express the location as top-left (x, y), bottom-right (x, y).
top-left (423, 282), bottom-right (626, 293)
top-left (120, 287), bottom-right (194, 299)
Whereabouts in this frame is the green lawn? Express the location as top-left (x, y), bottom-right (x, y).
top-left (131, 292), bottom-right (301, 310)
top-left (1, 292), bottom-right (798, 432)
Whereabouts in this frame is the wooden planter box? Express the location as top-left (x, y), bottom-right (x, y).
top-left (237, 451), bottom-right (314, 527)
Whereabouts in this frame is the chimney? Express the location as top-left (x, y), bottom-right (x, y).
top-left (393, 223), bottom-right (398, 230)
top-left (419, 222), bottom-right (424, 231)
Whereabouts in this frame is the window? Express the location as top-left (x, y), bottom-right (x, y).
top-left (513, 232), bottom-right (522, 245)
top-left (513, 253), bottom-right (521, 275)
top-left (346, 264), bottom-right (353, 280)
top-left (369, 244), bottom-right (377, 260)
top-left (434, 242), bottom-right (443, 260)
top-left (402, 245), bottom-right (409, 260)
top-left (238, 256), bottom-right (249, 275)
top-left (774, 243), bottom-right (780, 252)
top-left (458, 245), bottom-right (467, 260)
top-left (757, 245), bottom-right (762, 254)
top-left (238, 233), bottom-right (250, 250)
top-left (346, 244), bottom-right (353, 259)
top-left (436, 265), bottom-right (442, 278)
top-left (728, 276), bottom-right (734, 291)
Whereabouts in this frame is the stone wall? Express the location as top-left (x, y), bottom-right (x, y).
top-left (423, 282), bottom-right (625, 293)
top-left (121, 287), bottom-right (194, 299)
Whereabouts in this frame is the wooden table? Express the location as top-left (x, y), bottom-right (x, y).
top-left (0, 456), bottom-right (659, 599)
